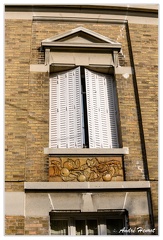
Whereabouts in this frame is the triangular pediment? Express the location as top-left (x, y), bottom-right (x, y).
top-left (55, 32), bottom-right (106, 44)
top-left (42, 27), bottom-right (121, 48)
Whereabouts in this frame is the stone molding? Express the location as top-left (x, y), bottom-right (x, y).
top-left (44, 147), bottom-right (129, 155)
top-left (24, 181), bottom-right (150, 190)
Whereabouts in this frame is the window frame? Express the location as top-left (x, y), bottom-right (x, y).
top-left (49, 66), bottom-right (121, 149)
top-left (49, 210), bottom-right (129, 235)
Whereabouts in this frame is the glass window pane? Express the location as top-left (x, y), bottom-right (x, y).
top-left (87, 219), bottom-right (98, 235)
top-left (106, 219), bottom-right (123, 235)
top-left (51, 220), bottom-right (68, 235)
top-left (76, 220), bottom-right (86, 235)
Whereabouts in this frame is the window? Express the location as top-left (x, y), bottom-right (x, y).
top-left (50, 66), bottom-right (119, 149)
top-left (51, 220), bottom-right (68, 235)
top-left (50, 211), bottom-right (128, 235)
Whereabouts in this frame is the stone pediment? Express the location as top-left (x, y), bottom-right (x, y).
top-left (41, 27), bottom-right (121, 50)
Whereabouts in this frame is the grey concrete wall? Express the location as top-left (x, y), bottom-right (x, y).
top-left (24, 191), bottom-right (149, 217)
top-left (5, 192), bottom-right (24, 216)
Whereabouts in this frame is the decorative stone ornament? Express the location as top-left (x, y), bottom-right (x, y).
top-left (49, 156), bottom-right (124, 182)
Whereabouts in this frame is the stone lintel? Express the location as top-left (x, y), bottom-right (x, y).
top-left (30, 64), bottom-right (49, 72)
top-left (115, 66), bottom-right (133, 75)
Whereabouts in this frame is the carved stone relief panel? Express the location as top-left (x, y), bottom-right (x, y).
top-left (49, 156), bottom-right (124, 182)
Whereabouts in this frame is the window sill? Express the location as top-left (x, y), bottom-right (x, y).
top-left (44, 147), bottom-right (129, 155)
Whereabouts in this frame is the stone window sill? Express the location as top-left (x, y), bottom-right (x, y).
top-left (44, 147), bottom-right (129, 155)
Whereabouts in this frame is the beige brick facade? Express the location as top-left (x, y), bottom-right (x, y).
top-left (5, 216), bottom-right (25, 235)
top-left (5, 5), bottom-right (158, 235)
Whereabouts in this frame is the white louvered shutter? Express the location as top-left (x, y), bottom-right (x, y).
top-left (50, 67), bottom-right (83, 148)
top-left (85, 68), bottom-right (119, 148)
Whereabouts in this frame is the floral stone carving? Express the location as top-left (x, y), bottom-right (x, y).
top-left (49, 156), bottom-right (124, 182)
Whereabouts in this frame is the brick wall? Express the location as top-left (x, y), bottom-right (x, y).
top-left (5, 182), bottom-right (24, 192)
top-left (25, 72), bottom-right (49, 181)
top-left (4, 216), bottom-right (51, 235)
top-left (5, 20), bottom-right (32, 186)
top-left (129, 23), bottom-right (158, 181)
top-left (116, 74), bottom-right (144, 180)
top-left (5, 216), bottom-right (25, 235)
top-left (24, 217), bottom-right (49, 235)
